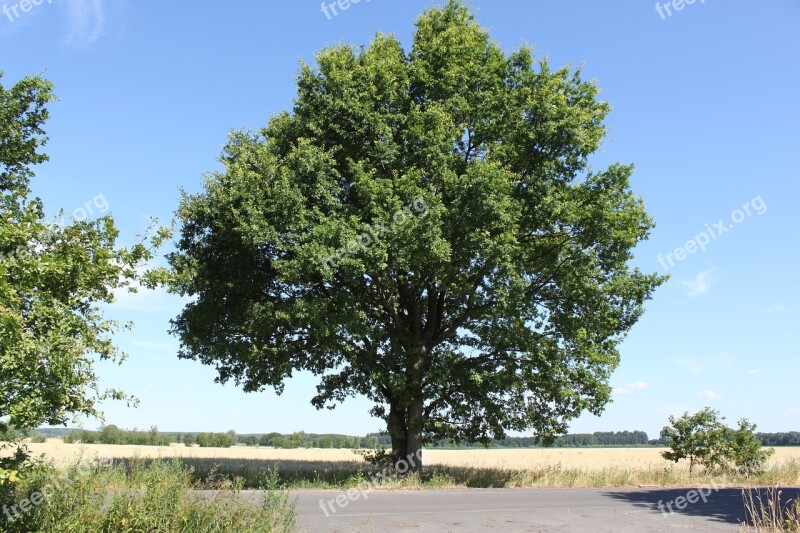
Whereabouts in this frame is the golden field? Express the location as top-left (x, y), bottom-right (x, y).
top-left (6, 440), bottom-right (800, 489)
top-left (13, 439), bottom-right (800, 471)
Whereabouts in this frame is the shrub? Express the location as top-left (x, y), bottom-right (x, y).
top-left (661, 408), bottom-right (773, 476)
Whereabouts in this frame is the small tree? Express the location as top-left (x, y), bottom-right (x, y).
top-left (661, 408), bottom-right (772, 475)
top-left (149, 425), bottom-right (160, 445)
top-left (1, 73), bottom-right (150, 434)
top-left (99, 425), bottom-right (122, 445)
top-left (661, 408), bottom-right (729, 473)
top-left (1, 72), bottom-right (155, 499)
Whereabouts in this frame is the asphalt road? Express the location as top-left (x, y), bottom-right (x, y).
top-left (290, 486), bottom-right (800, 532)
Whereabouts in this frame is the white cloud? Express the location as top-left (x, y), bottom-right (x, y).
top-left (110, 285), bottom-right (183, 313)
top-left (682, 267), bottom-right (715, 297)
top-left (697, 390), bottom-right (723, 400)
top-left (614, 381), bottom-right (649, 394)
top-left (746, 368), bottom-right (762, 375)
top-left (65, 0), bottom-right (106, 43)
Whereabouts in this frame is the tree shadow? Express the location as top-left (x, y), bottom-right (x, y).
top-left (603, 487), bottom-right (800, 526)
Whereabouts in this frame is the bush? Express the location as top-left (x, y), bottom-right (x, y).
top-left (0, 427), bottom-right (28, 442)
top-left (661, 408), bottom-right (773, 476)
top-left (0, 444), bottom-right (58, 533)
top-left (1, 458), bottom-right (296, 532)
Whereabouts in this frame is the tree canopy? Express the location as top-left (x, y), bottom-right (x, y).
top-left (158, 0), bottom-right (665, 471)
top-left (0, 72), bottom-right (147, 433)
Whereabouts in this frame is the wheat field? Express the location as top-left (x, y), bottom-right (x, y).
top-left (14, 439), bottom-right (800, 471)
top-left (6, 440), bottom-right (800, 488)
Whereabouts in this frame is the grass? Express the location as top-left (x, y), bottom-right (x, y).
top-left (1, 456), bottom-right (296, 532)
top-left (741, 487), bottom-right (800, 532)
top-left (148, 456), bottom-right (800, 490)
top-left (4, 444), bottom-right (800, 531)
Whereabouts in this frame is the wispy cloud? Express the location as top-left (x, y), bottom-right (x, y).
top-left (760, 303), bottom-right (792, 315)
top-left (674, 358), bottom-right (705, 374)
top-left (673, 353), bottom-right (735, 375)
top-left (746, 368), bottom-right (762, 375)
top-left (614, 381), bottom-right (649, 394)
top-left (788, 407), bottom-right (800, 415)
top-left (131, 340), bottom-right (177, 351)
top-left (682, 267), bottom-right (715, 297)
top-left (657, 405), bottom-right (694, 418)
top-left (697, 390), bottom-right (723, 400)
top-left (65, 0), bottom-right (106, 43)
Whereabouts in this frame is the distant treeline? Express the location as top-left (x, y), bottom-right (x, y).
top-left (24, 427), bottom-right (800, 448)
top-left (55, 427), bottom-right (375, 449)
top-left (409, 431), bottom-right (652, 448)
top-left (236, 431), bottom-right (381, 449)
top-left (382, 431), bottom-right (800, 448)
top-left (62, 426), bottom-right (237, 448)
top-left (63, 426), bottom-right (172, 446)
top-left (757, 432), bottom-right (800, 446)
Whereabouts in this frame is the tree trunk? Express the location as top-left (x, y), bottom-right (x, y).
top-left (387, 402), bottom-right (408, 473)
top-left (387, 397), bottom-right (424, 475)
top-left (405, 395), bottom-right (424, 474)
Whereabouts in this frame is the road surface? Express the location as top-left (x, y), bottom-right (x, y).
top-left (289, 486), bottom-right (800, 532)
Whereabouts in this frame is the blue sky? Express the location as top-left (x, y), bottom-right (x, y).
top-left (2, 0), bottom-right (798, 439)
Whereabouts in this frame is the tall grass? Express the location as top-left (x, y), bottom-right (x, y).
top-left (2, 457), bottom-right (295, 532)
top-left (159, 456), bottom-right (800, 490)
top-left (741, 487), bottom-right (800, 532)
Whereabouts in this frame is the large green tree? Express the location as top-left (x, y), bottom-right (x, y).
top-left (0, 73), bottom-right (147, 434)
top-left (159, 1), bottom-right (665, 472)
